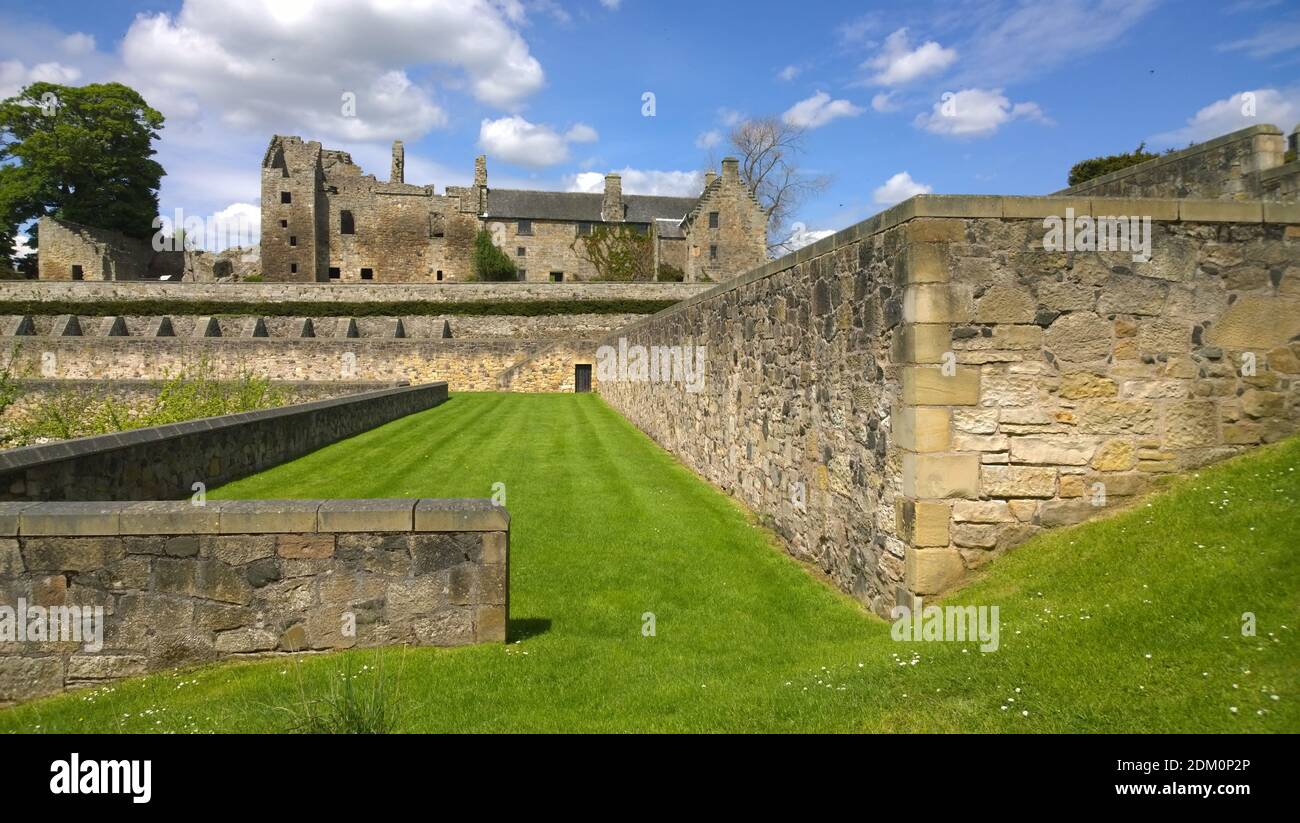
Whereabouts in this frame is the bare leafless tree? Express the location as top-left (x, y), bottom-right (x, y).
top-left (727, 117), bottom-right (830, 255)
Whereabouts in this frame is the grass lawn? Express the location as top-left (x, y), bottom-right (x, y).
top-left (1, 392), bottom-right (1296, 733)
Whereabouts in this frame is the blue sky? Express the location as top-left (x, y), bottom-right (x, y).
top-left (2, 0), bottom-right (1299, 250)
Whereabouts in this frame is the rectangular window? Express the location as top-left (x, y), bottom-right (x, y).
top-left (71, 265), bottom-right (83, 281)
top-left (517, 247), bottom-right (526, 257)
top-left (708, 211), bottom-right (719, 228)
top-left (281, 192), bottom-right (292, 204)
top-left (289, 236), bottom-right (297, 247)
top-left (549, 271), bottom-right (564, 283)
top-left (709, 244), bottom-right (718, 260)
top-left (340, 211), bottom-right (355, 235)
top-left (290, 263), bottom-right (298, 274)
top-left (279, 219), bottom-right (288, 228)
top-left (577, 222), bottom-right (593, 236)
top-left (517, 269), bottom-right (527, 281)
top-left (360, 268), bottom-right (374, 280)
top-left (436, 270), bottom-right (444, 281)
top-left (328, 267), bottom-right (340, 279)
top-left (517, 219), bottom-right (533, 236)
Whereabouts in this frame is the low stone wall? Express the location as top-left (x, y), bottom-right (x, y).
top-left (600, 194), bottom-right (1300, 615)
top-left (0, 382), bottom-right (448, 501)
top-left (1, 312), bottom-right (637, 340)
top-left (0, 280), bottom-right (710, 305)
top-left (0, 338), bottom-right (592, 393)
top-left (1055, 124), bottom-right (1296, 201)
top-left (0, 498), bottom-right (509, 704)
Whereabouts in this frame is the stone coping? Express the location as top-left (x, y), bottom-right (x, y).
top-left (0, 333), bottom-right (601, 346)
top-left (0, 497), bottom-right (508, 536)
top-left (609, 192), bottom-right (1300, 339)
top-left (0, 281), bottom-right (710, 300)
top-left (1053, 124), bottom-right (1283, 195)
top-left (0, 381), bottom-right (447, 472)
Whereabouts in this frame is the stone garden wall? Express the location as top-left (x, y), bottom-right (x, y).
top-left (0, 498), bottom-right (509, 704)
top-left (0, 337), bottom-right (592, 393)
top-left (0, 280), bottom-right (709, 305)
top-left (0, 382), bottom-right (448, 501)
top-left (599, 194), bottom-right (1300, 615)
top-left (1056, 124), bottom-right (1299, 201)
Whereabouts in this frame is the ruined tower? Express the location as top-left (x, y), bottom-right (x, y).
top-left (390, 140), bottom-right (405, 184)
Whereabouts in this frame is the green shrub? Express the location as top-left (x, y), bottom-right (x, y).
top-left (471, 229), bottom-right (518, 282)
top-left (242, 274), bottom-right (264, 283)
top-left (656, 263), bottom-right (685, 282)
top-left (1067, 142), bottom-right (1163, 186)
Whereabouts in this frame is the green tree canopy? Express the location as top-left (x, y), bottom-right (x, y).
top-left (0, 81), bottom-right (165, 264)
top-left (471, 229), bottom-right (518, 281)
top-left (1067, 142), bottom-right (1162, 186)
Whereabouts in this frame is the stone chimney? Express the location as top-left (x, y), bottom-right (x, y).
top-left (474, 155), bottom-right (488, 188)
top-left (721, 157), bottom-right (739, 183)
top-left (390, 140), bottom-right (404, 184)
top-left (602, 173), bottom-right (623, 222)
top-left (704, 170), bottom-right (717, 188)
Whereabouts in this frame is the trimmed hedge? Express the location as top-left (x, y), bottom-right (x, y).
top-left (0, 298), bottom-right (679, 318)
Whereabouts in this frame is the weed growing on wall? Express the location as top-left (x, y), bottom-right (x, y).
top-left (0, 358), bottom-right (285, 447)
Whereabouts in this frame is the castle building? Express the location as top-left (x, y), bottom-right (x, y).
top-left (260, 135), bottom-right (768, 283)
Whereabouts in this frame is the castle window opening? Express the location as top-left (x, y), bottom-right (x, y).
top-left (577, 222), bottom-right (593, 236)
top-left (340, 211), bottom-right (355, 235)
top-left (290, 263), bottom-right (298, 274)
top-left (550, 271), bottom-right (564, 283)
top-left (709, 244), bottom-right (718, 260)
top-left (279, 219), bottom-right (288, 228)
top-left (518, 269), bottom-right (527, 280)
top-left (709, 211), bottom-right (719, 228)
top-left (281, 191), bottom-right (292, 204)
top-left (71, 265), bottom-right (83, 281)
top-left (436, 270), bottom-right (443, 281)
top-left (328, 267), bottom-right (340, 279)
top-left (517, 220), bottom-right (533, 236)
top-left (289, 236), bottom-right (297, 246)
top-left (517, 247), bottom-right (526, 257)
top-left (360, 268), bottom-right (374, 280)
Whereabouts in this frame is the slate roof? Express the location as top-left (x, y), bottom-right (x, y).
top-left (483, 189), bottom-right (698, 223)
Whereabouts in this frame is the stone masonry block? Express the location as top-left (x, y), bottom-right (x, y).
top-left (896, 499), bottom-right (950, 547)
top-left (899, 243), bottom-right (950, 284)
top-left (892, 324), bottom-right (952, 364)
top-left (902, 366), bottom-right (980, 406)
top-left (902, 453), bottom-right (981, 498)
top-left (892, 404), bottom-right (951, 452)
top-left (903, 284), bottom-right (972, 324)
top-left (20, 502), bottom-right (123, 537)
top-left (215, 500), bottom-right (322, 534)
top-left (414, 499), bottom-right (510, 532)
top-left (316, 499), bottom-right (416, 533)
top-left (905, 548), bottom-right (965, 596)
top-left (120, 500), bottom-right (220, 535)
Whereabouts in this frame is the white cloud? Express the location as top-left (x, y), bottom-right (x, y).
top-left (783, 223), bottom-right (835, 251)
top-left (695, 129), bottom-right (723, 149)
top-left (777, 64), bottom-right (801, 81)
top-left (914, 88), bottom-right (1049, 137)
top-left (13, 234), bottom-right (33, 258)
top-left (782, 91), bottom-right (864, 129)
top-left (479, 116), bottom-right (572, 167)
top-left (60, 33), bottom-right (96, 56)
top-left (718, 107), bottom-right (745, 127)
top-left (0, 59), bottom-right (81, 100)
top-left (873, 171), bottom-right (932, 206)
top-left (207, 202), bottom-right (261, 250)
top-left (865, 28), bottom-right (956, 86)
top-left (565, 122), bottom-right (599, 143)
top-left (955, 0), bottom-right (1158, 86)
top-left (599, 0), bottom-right (622, 9)
top-left (567, 168), bottom-right (702, 197)
top-left (1150, 88), bottom-right (1300, 147)
top-left (1219, 21), bottom-right (1300, 59)
top-left (871, 91), bottom-right (900, 113)
top-left (119, 0), bottom-right (545, 144)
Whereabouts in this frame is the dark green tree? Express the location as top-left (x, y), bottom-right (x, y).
top-left (1067, 142), bottom-right (1161, 186)
top-left (471, 229), bottom-right (518, 281)
top-left (0, 82), bottom-right (165, 265)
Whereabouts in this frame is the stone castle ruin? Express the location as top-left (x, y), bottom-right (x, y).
top-left (5, 122), bottom-right (1300, 697)
top-left (259, 135), bottom-right (767, 284)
